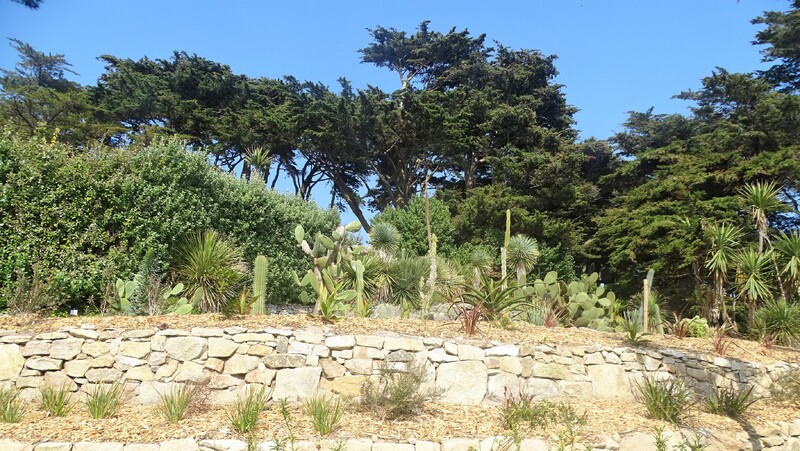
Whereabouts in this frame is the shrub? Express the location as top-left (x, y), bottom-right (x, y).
top-left (752, 299), bottom-right (800, 346)
top-left (40, 384), bottom-right (73, 417)
top-left (84, 383), bottom-right (124, 419)
top-left (304, 395), bottom-right (343, 435)
top-left (705, 385), bottom-right (757, 418)
top-left (501, 388), bottom-right (585, 432)
top-left (680, 316), bottom-right (710, 338)
top-left (372, 196), bottom-right (455, 257)
top-left (228, 385), bottom-right (268, 434)
top-left (636, 376), bottom-right (695, 424)
top-left (156, 384), bottom-right (196, 424)
top-left (0, 137), bottom-right (339, 311)
top-left (361, 363), bottom-right (438, 420)
top-left (0, 387), bottom-right (25, 423)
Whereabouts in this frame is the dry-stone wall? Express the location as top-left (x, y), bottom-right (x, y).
top-left (0, 324), bottom-right (798, 450)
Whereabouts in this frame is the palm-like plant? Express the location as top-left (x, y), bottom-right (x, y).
top-left (243, 146), bottom-right (272, 182)
top-left (459, 274), bottom-right (531, 321)
top-left (171, 229), bottom-right (247, 313)
top-left (465, 247), bottom-right (494, 284)
top-left (507, 234), bottom-right (539, 284)
top-left (775, 231), bottom-right (800, 300)
top-left (704, 222), bottom-right (743, 325)
top-left (740, 181), bottom-right (784, 254)
top-left (370, 222), bottom-right (401, 259)
top-left (385, 252), bottom-right (428, 311)
top-left (735, 248), bottom-right (774, 324)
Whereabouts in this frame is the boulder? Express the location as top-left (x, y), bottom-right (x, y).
top-left (436, 361), bottom-right (487, 405)
top-left (271, 367), bottom-right (321, 401)
top-left (0, 344), bottom-right (24, 379)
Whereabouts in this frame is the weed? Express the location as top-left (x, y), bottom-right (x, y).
top-left (705, 385), bottom-right (757, 418)
top-left (305, 395), bottom-right (343, 436)
top-left (0, 387), bottom-right (25, 423)
top-left (711, 327), bottom-right (732, 354)
top-left (276, 398), bottom-right (297, 450)
top-left (156, 383), bottom-right (196, 424)
top-left (39, 384), bottom-right (73, 417)
top-left (84, 383), bottom-right (124, 419)
top-left (675, 431), bottom-right (707, 451)
top-left (635, 376), bottom-right (695, 425)
top-left (652, 426), bottom-right (668, 451)
top-left (361, 362), bottom-right (439, 420)
top-left (228, 385), bottom-right (268, 434)
top-left (501, 387), bottom-right (586, 432)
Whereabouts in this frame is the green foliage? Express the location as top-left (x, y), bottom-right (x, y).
top-left (228, 385), bottom-right (268, 434)
top-left (39, 384), bottom-right (73, 417)
top-left (1, 265), bottom-right (60, 314)
top-left (251, 255), bottom-right (268, 314)
top-left (84, 383), bottom-right (124, 419)
top-left (369, 222), bottom-right (402, 257)
top-left (636, 376), bottom-right (695, 425)
top-left (156, 384), bottom-right (196, 424)
top-left (507, 234), bottom-right (539, 283)
top-left (304, 395), bottom-right (343, 435)
top-left (705, 385), bottom-right (756, 418)
top-left (0, 136), bottom-right (338, 311)
top-left (621, 311), bottom-right (650, 346)
top-left (679, 316), bottom-right (710, 338)
top-left (373, 196), bottom-right (455, 257)
top-left (360, 363), bottom-right (438, 420)
top-left (752, 299), bottom-right (800, 346)
top-left (501, 390), bottom-right (586, 432)
top-left (111, 278), bottom-right (139, 314)
top-left (0, 387), bottom-right (24, 423)
top-left (459, 274), bottom-right (532, 321)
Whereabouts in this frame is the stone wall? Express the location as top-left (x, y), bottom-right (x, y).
top-left (0, 325), bottom-right (795, 407)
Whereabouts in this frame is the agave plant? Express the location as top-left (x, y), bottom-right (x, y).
top-left (704, 222), bottom-right (743, 325)
top-left (775, 230), bottom-right (800, 300)
top-left (171, 229), bottom-right (247, 313)
top-left (507, 234), bottom-right (540, 284)
top-left (459, 274), bottom-right (532, 321)
top-left (735, 248), bottom-right (774, 324)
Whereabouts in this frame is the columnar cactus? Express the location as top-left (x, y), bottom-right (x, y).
top-left (251, 255), bottom-right (268, 314)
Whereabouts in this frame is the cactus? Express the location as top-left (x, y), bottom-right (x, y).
top-left (528, 271), bottom-right (618, 331)
top-left (251, 255), bottom-right (268, 315)
top-left (294, 221), bottom-right (362, 316)
top-left (164, 286), bottom-right (203, 315)
top-left (352, 260), bottom-right (368, 318)
top-left (111, 278), bottom-right (138, 314)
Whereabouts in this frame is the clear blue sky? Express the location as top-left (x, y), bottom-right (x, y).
top-left (0, 0), bottom-right (789, 222)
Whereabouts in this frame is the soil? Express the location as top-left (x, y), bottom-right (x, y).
top-left (0, 398), bottom-right (797, 444)
top-left (0, 313), bottom-right (797, 365)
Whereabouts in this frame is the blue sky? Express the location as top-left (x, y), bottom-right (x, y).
top-left (0, 0), bottom-right (790, 221)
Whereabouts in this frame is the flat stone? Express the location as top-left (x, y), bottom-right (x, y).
top-left (263, 354), bottom-right (306, 369)
top-left (457, 345), bottom-right (485, 361)
top-left (386, 350), bottom-right (414, 362)
top-left (50, 339), bottom-right (84, 360)
top-left (246, 344), bottom-right (272, 356)
top-left (587, 364), bottom-right (633, 400)
top-left (428, 348), bottom-right (458, 363)
top-left (485, 345), bottom-right (519, 357)
top-left (415, 441), bottom-right (440, 451)
top-left (288, 341), bottom-right (314, 355)
top-left (532, 363), bottom-right (570, 380)
top-left (263, 327), bottom-right (293, 336)
top-left (82, 341), bottom-right (109, 357)
top-left (518, 439), bottom-right (548, 451)
top-left (26, 357), bottom-right (62, 371)
top-left (34, 443), bottom-right (73, 451)
top-left (22, 341), bottom-right (52, 356)
top-left (165, 337), bottom-right (206, 361)
top-left (36, 332), bottom-right (68, 340)
top-left (618, 432), bottom-right (656, 451)
top-left (119, 342), bottom-right (151, 359)
top-left (155, 329), bottom-right (189, 337)
top-left (436, 361), bottom-right (487, 405)
top-left (584, 353), bottom-right (604, 365)
top-left (231, 333), bottom-right (273, 343)
top-left (442, 439), bottom-right (480, 451)
top-left (224, 355), bottom-right (260, 375)
top-left (15, 376), bottom-right (42, 388)
top-left (319, 375), bottom-right (368, 397)
top-left (69, 329), bottom-right (100, 340)
top-left (325, 335), bottom-right (356, 350)
top-left (524, 378), bottom-right (559, 400)
top-left (126, 365), bottom-right (155, 381)
top-left (208, 338), bottom-right (239, 358)
top-left (295, 328), bottom-right (325, 344)
top-left (137, 381), bottom-right (177, 404)
top-left (320, 359), bottom-right (346, 378)
top-left (272, 367), bottom-right (321, 401)
top-left (191, 327), bottom-right (224, 337)
top-left (43, 370), bottom-right (77, 391)
top-left (209, 374), bottom-right (244, 389)
top-left (0, 335), bottom-right (32, 344)
top-left (122, 329), bottom-right (156, 339)
top-left (384, 336), bottom-right (425, 351)
top-left (159, 439), bottom-right (199, 451)
top-left (244, 369), bottom-right (276, 385)
top-left (198, 440), bottom-right (247, 451)
top-left (497, 357), bottom-right (522, 375)
top-left (85, 368), bottom-right (123, 383)
top-left (74, 443), bottom-right (124, 451)
top-left (90, 354), bottom-right (115, 368)
top-left (344, 358), bottom-right (374, 375)
top-left (205, 357), bottom-right (225, 373)
top-left (114, 355), bottom-right (147, 371)
top-left (174, 361), bottom-right (205, 382)
top-left (486, 372), bottom-right (520, 405)
top-left (0, 440), bottom-right (31, 451)
top-left (320, 438), bottom-right (372, 451)
top-left (155, 360), bottom-right (179, 379)
top-left (64, 360), bottom-right (91, 378)
top-left (355, 335), bottom-right (385, 348)
top-left (0, 344), bottom-right (25, 379)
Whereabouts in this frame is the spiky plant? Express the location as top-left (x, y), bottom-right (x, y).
top-left (740, 181), bottom-right (784, 254)
top-left (753, 299), bottom-right (800, 346)
top-left (370, 222), bottom-right (401, 259)
top-left (244, 146), bottom-right (272, 182)
top-left (775, 230), bottom-right (800, 300)
top-left (704, 222), bottom-right (743, 324)
top-left (735, 248), bottom-right (775, 323)
top-left (465, 247), bottom-right (494, 284)
top-left (507, 234), bottom-right (539, 284)
top-left (171, 229), bottom-right (246, 313)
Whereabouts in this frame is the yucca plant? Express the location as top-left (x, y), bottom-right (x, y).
top-left (753, 299), bottom-right (800, 346)
top-left (370, 222), bottom-right (401, 259)
top-left (705, 385), bottom-right (757, 418)
top-left (85, 383), bottom-right (124, 419)
top-left (507, 234), bottom-right (540, 284)
top-left (621, 310), bottom-right (650, 346)
top-left (0, 387), bottom-right (25, 423)
top-left (465, 247), bottom-right (494, 285)
top-left (704, 222), bottom-right (743, 325)
top-left (243, 146), bottom-right (272, 182)
top-left (735, 248), bottom-right (775, 323)
top-left (171, 229), bottom-right (247, 313)
top-left (40, 384), bottom-right (73, 417)
top-left (775, 231), bottom-right (800, 300)
top-left (740, 181), bottom-right (785, 255)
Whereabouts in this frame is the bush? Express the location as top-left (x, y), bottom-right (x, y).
top-left (228, 385), bottom-right (268, 434)
top-left (680, 316), bottom-right (710, 338)
top-left (0, 387), bottom-right (25, 423)
top-left (40, 384), bottom-right (73, 417)
top-left (752, 299), bottom-right (800, 346)
top-left (361, 363), bottom-right (438, 420)
top-left (705, 386), bottom-right (757, 418)
top-left (305, 395), bottom-right (343, 435)
top-left (0, 136), bottom-right (339, 311)
top-left (84, 383), bottom-right (124, 419)
top-left (636, 376), bottom-right (695, 424)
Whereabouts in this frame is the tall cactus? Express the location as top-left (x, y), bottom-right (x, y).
top-left (251, 255), bottom-right (268, 314)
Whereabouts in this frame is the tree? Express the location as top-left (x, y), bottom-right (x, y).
top-left (704, 223), bottom-right (743, 325)
top-left (753, 1), bottom-right (800, 90)
top-left (10, 0), bottom-right (42, 9)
